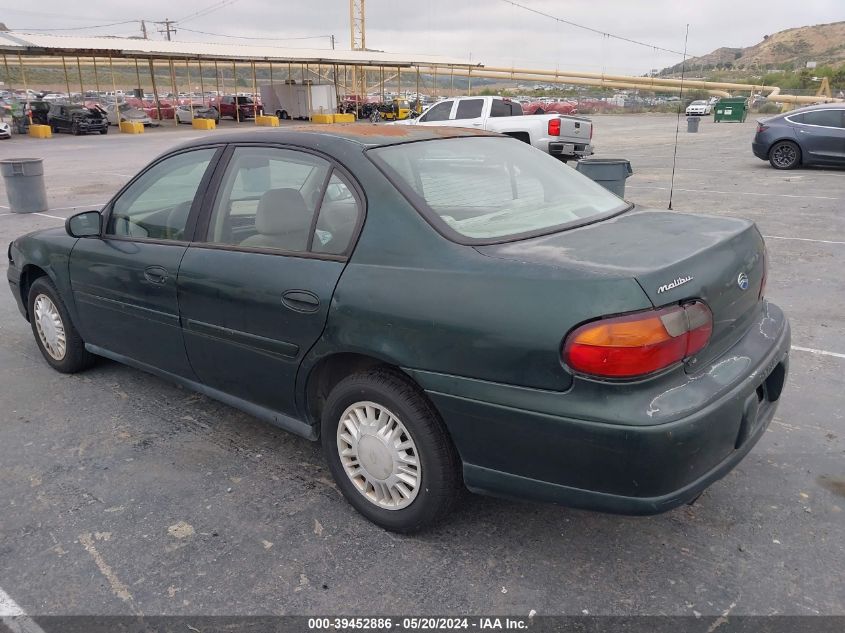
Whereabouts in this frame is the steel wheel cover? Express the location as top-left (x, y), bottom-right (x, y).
top-left (336, 401), bottom-right (421, 510)
top-left (772, 144), bottom-right (796, 167)
top-left (33, 294), bottom-right (66, 360)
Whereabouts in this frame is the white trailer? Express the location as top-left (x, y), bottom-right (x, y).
top-left (259, 82), bottom-right (338, 120)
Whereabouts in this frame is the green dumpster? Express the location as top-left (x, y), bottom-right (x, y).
top-left (713, 97), bottom-right (749, 123)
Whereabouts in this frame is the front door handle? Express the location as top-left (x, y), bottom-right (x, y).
top-left (282, 290), bottom-right (320, 313)
top-left (144, 266), bottom-right (169, 285)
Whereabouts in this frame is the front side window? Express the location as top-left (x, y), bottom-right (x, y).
top-left (107, 148), bottom-right (216, 240)
top-left (207, 147), bottom-right (332, 253)
top-left (420, 101), bottom-right (453, 122)
top-left (370, 137), bottom-right (628, 243)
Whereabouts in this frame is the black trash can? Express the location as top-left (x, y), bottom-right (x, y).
top-left (687, 116), bottom-right (700, 133)
top-left (575, 158), bottom-right (633, 198)
top-left (0, 158), bottom-right (49, 213)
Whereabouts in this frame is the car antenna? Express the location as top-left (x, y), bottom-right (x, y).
top-left (668, 24), bottom-right (689, 211)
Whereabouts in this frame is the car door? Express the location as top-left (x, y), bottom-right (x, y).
top-left (414, 100), bottom-right (454, 126)
top-left (68, 147), bottom-right (221, 377)
top-left (177, 145), bottom-right (362, 418)
top-left (795, 109), bottom-right (845, 164)
top-left (446, 98), bottom-right (485, 129)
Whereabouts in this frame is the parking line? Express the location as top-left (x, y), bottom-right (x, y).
top-left (0, 585), bottom-right (47, 633)
top-left (763, 235), bottom-right (845, 246)
top-left (33, 213), bottom-right (65, 220)
top-left (791, 346), bottom-right (845, 360)
top-left (627, 185), bottom-right (841, 201)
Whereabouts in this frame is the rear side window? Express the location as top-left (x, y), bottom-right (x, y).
top-left (490, 100), bottom-right (512, 118)
top-left (455, 99), bottom-right (483, 119)
top-left (206, 147), bottom-right (360, 256)
top-left (801, 110), bottom-right (844, 128)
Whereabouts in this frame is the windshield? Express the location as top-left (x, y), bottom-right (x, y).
top-left (369, 137), bottom-right (629, 242)
top-left (691, 100), bottom-right (706, 105)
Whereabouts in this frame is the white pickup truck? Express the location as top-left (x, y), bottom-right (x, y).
top-left (397, 96), bottom-right (594, 161)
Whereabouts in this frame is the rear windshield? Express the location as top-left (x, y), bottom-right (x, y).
top-left (369, 137), bottom-right (628, 243)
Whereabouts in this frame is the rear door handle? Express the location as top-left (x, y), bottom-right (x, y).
top-left (144, 266), bottom-right (169, 284)
top-left (282, 290), bottom-right (320, 313)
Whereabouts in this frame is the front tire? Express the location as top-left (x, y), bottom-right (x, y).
top-left (769, 140), bottom-right (801, 170)
top-left (321, 368), bottom-right (461, 533)
top-left (27, 277), bottom-right (95, 373)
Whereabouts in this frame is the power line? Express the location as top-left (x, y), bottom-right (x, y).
top-left (177, 26), bottom-right (334, 43)
top-left (13, 19), bottom-right (140, 32)
top-left (498, 0), bottom-right (695, 58)
top-left (177, 0), bottom-right (240, 26)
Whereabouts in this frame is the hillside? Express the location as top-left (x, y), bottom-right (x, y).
top-left (661, 21), bottom-right (845, 74)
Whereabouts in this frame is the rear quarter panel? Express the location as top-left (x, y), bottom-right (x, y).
top-left (304, 154), bottom-right (651, 393)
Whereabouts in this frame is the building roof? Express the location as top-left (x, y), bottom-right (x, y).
top-left (0, 31), bottom-right (478, 68)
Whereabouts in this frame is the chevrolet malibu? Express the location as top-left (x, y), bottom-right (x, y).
top-left (7, 127), bottom-right (790, 532)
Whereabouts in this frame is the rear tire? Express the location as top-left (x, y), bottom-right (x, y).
top-left (27, 277), bottom-right (95, 374)
top-left (321, 368), bottom-right (461, 533)
top-left (769, 140), bottom-right (801, 170)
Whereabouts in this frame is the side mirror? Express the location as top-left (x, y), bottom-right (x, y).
top-left (66, 210), bottom-right (102, 238)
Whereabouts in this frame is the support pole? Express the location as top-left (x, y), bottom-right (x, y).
top-left (468, 66), bottom-right (472, 96)
top-left (232, 61), bottom-right (239, 122)
top-left (3, 54), bottom-right (11, 94)
top-left (61, 56), bottom-right (71, 99)
top-left (134, 58), bottom-right (142, 97)
top-left (76, 56), bottom-right (84, 100)
top-left (416, 67), bottom-right (420, 112)
top-left (214, 60), bottom-right (220, 99)
top-left (269, 60), bottom-right (273, 86)
top-left (397, 66), bottom-right (401, 100)
top-left (185, 59), bottom-right (193, 122)
top-left (110, 55), bottom-right (119, 116)
top-left (169, 59), bottom-right (179, 126)
top-left (148, 59), bottom-right (161, 122)
top-left (199, 59), bottom-right (205, 107)
top-left (451, 66), bottom-right (454, 96)
top-left (92, 57), bottom-right (101, 97)
top-left (18, 53), bottom-right (30, 124)
top-left (251, 61), bottom-right (258, 121)
top-left (433, 65), bottom-right (437, 99)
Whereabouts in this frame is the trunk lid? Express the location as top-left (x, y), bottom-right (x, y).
top-left (476, 208), bottom-right (766, 372)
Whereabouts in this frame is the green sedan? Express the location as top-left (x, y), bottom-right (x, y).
top-left (6, 127), bottom-right (790, 532)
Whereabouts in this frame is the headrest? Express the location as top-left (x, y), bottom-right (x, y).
top-left (256, 188), bottom-right (310, 235)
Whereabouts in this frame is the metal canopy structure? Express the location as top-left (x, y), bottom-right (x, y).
top-left (0, 31), bottom-right (476, 69)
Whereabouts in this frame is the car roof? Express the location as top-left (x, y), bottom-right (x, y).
top-left (171, 124), bottom-right (500, 151)
top-left (783, 102), bottom-right (845, 115)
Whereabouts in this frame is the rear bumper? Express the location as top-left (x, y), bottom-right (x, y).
top-left (408, 301), bottom-right (790, 515)
top-left (752, 141), bottom-right (770, 160)
top-left (549, 141), bottom-right (593, 158)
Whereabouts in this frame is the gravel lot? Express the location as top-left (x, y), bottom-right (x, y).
top-left (0, 114), bottom-right (843, 619)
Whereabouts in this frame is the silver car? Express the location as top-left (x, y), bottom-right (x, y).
top-left (106, 103), bottom-right (153, 127)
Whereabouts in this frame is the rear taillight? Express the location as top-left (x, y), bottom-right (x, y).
top-left (563, 301), bottom-right (713, 379)
top-left (759, 245), bottom-right (768, 299)
top-left (756, 123), bottom-right (768, 134)
top-left (548, 118), bottom-right (561, 136)
top-left (589, 123), bottom-right (593, 140)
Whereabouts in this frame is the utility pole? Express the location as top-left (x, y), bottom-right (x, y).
top-left (157, 19), bottom-right (176, 41)
top-left (140, 20), bottom-right (148, 40)
top-left (330, 35), bottom-right (335, 50)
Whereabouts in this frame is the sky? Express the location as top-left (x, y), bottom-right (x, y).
top-left (2, 0), bottom-right (844, 75)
